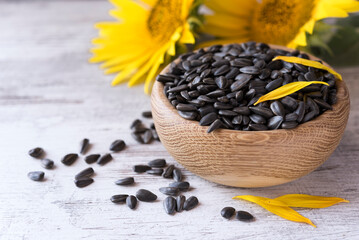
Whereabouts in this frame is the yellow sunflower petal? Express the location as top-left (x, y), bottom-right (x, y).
top-left (180, 23), bottom-right (195, 44)
top-left (254, 81), bottom-right (329, 105)
top-left (233, 195), bottom-right (316, 227)
top-left (273, 56), bottom-right (342, 80)
top-left (273, 194), bottom-right (349, 208)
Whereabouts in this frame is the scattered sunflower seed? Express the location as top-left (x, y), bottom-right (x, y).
top-left (28, 171), bottom-right (44, 181)
top-left (28, 147), bottom-right (43, 158)
top-left (61, 153), bottom-right (78, 166)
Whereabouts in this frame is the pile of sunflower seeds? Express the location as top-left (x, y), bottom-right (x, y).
top-left (157, 41), bottom-right (337, 132)
top-left (27, 111), bottom-right (199, 215)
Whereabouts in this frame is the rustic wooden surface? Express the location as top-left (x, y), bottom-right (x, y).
top-left (151, 52), bottom-right (350, 188)
top-left (0, 1), bottom-right (358, 239)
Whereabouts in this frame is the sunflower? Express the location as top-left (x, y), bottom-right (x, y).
top-left (90, 0), bottom-right (197, 94)
top-left (201, 0), bottom-right (359, 48)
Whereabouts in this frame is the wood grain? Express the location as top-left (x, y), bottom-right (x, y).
top-left (151, 46), bottom-right (350, 188)
top-left (1, 1), bottom-right (359, 240)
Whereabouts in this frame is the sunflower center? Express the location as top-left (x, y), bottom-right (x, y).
top-left (147, 0), bottom-right (183, 40)
top-left (251, 0), bottom-right (314, 45)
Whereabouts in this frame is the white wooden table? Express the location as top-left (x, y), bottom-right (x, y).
top-left (1, 1), bottom-right (359, 239)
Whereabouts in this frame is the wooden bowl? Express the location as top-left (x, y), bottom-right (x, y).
top-left (151, 44), bottom-right (350, 188)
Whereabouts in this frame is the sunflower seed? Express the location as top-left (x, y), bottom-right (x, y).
top-left (115, 177), bottom-right (135, 186)
top-left (61, 153), bottom-right (78, 166)
top-left (270, 101), bottom-right (285, 117)
top-left (176, 195), bottom-right (186, 212)
top-left (136, 189), bottom-right (157, 202)
top-left (80, 138), bottom-right (90, 154)
top-left (41, 159), bottom-right (54, 169)
top-left (249, 114), bottom-right (266, 124)
top-left (281, 121), bottom-right (298, 129)
top-left (169, 181), bottom-right (190, 191)
top-left (109, 140), bottom-right (126, 152)
top-left (183, 196), bottom-right (199, 211)
top-left (249, 106), bottom-right (273, 118)
top-left (29, 147), bottom-right (43, 158)
top-left (281, 96), bottom-right (298, 111)
top-left (97, 153), bottom-right (112, 165)
top-left (178, 110), bottom-right (198, 120)
top-left (314, 98), bottom-right (332, 110)
top-left (142, 111), bottom-right (152, 118)
top-left (240, 66), bottom-right (260, 74)
top-left (295, 102), bottom-right (306, 122)
top-left (176, 103), bottom-right (197, 112)
top-left (148, 158), bottom-right (166, 168)
top-left (111, 194), bottom-right (129, 203)
top-left (164, 196), bottom-right (177, 215)
top-left (131, 132), bottom-right (144, 144)
top-left (75, 167), bottom-right (94, 180)
top-left (163, 165), bottom-right (175, 178)
top-left (133, 165), bottom-right (151, 173)
top-left (285, 112), bottom-right (298, 122)
top-left (28, 171), bottom-right (44, 181)
top-left (231, 74), bottom-right (251, 91)
top-left (173, 169), bottom-right (183, 182)
top-left (199, 112), bottom-right (217, 126)
top-left (74, 177), bottom-right (94, 188)
top-left (268, 116), bottom-right (283, 130)
top-left (236, 211), bottom-right (254, 221)
top-left (207, 119), bottom-right (223, 133)
top-left (265, 77), bottom-right (283, 91)
top-left (221, 207), bottom-right (235, 219)
top-left (126, 195), bottom-right (137, 210)
top-left (85, 154), bottom-right (100, 164)
top-left (146, 168), bottom-right (164, 175)
top-left (143, 130), bottom-right (153, 144)
top-left (303, 111), bottom-right (317, 123)
top-left (249, 123), bottom-right (268, 131)
top-left (160, 187), bottom-right (180, 196)
top-left (198, 105), bottom-right (216, 117)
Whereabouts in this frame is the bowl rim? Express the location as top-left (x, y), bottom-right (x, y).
top-left (152, 43), bottom-right (349, 134)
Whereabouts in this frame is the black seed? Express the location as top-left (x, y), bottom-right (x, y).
top-left (74, 177), bottom-right (94, 188)
top-left (142, 111), bottom-right (152, 118)
top-left (249, 106), bottom-right (273, 118)
top-left (214, 102), bottom-right (232, 110)
top-left (233, 106), bottom-right (250, 115)
top-left (188, 90), bottom-right (200, 98)
top-left (285, 112), bottom-right (298, 122)
top-left (231, 74), bottom-right (251, 92)
top-left (306, 97), bottom-right (320, 115)
top-left (146, 168), bottom-right (164, 175)
top-left (225, 68), bottom-right (240, 79)
top-left (230, 58), bottom-right (252, 67)
top-left (304, 72), bottom-right (317, 81)
top-left (131, 132), bottom-right (144, 144)
top-left (207, 89), bottom-right (226, 98)
top-left (236, 211), bottom-right (254, 221)
top-left (268, 116), bottom-right (283, 130)
top-left (136, 189), bottom-right (157, 202)
top-left (212, 59), bottom-right (229, 67)
top-left (294, 63), bottom-right (307, 72)
top-left (214, 65), bottom-right (230, 76)
top-left (156, 74), bottom-right (175, 83)
top-left (270, 101), bottom-right (285, 117)
top-left (218, 110), bottom-right (237, 117)
top-left (302, 111), bottom-right (317, 123)
top-left (148, 158), bottom-right (166, 168)
top-left (314, 98), bottom-right (332, 110)
top-left (221, 207), bottom-right (235, 219)
top-left (215, 76), bottom-right (228, 89)
top-left (163, 165), bottom-right (175, 178)
top-left (265, 78), bottom-right (283, 91)
top-left (198, 95), bottom-right (216, 103)
top-left (159, 187), bottom-right (179, 196)
top-left (28, 171), bottom-right (44, 181)
top-left (259, 68), bottom-right (271, 79)
top-left (152, 130), bottom-right (160, 142)
top-left (199, 112), bottom-right (217, 126)
top-left (207, 119), bottom-right (223, 133)
top-left (222, 116), bottom-right (234, 128)
top-left (97, 153), bottom-right (113, 165)
top-left (178, 111), bottom-right (197, 120)
top-left (267, 60), bottom-right (282, 70)
top-left (281, 96), bottom-right (298, 111)
top-left (115, 177), bottom-right (135, 186)
top-left (173, 169), bottom-right (183, 182)
top-left (176, 103), bottom-right (197, 112)
top-left (188, 99), bottom-right (205, 107)
top-left (164, 196), bottom-right (177, 214)
top-left (249, 123), bottom-right (268, 131)
top-left (169, 181), bottom-right (190, 191)
top-left (61, 153), bottom-right (78, 166)
top-left (199, 105), bottom-right (216, 117)
top-left (126, 195), bottom-right (137, 209)
top-left (232, 115), bottom-right (243, 125)
top-left (249, 114), bottom-right (266, 124)
top-left (29, 147), bottom-right (43, 158)
top-left (109, 140), bottom-right (126, 152)
top-left (133, 165), bottom-right (151, 173)
top-left (295, 102), bottom-right (306, 122)
top-left (41, 158), bottom-right (54, 169)
top-left (183, 196), bottom-right (199, 211)
top-left (176, 195), bottom-right (186, 212)
top-left (282, 121), bottom-right (298, 129)
top-left (132, 125), bottom-right (148, 133)
top-left (80, 138), bottom-right (90, 155)
top-left (143, 130), bottom-right (153, 144)
top-left (167, 85), bottom-right (188, 93)
top-left (239, 66), bottom-right (260, 74)
top-left (85, 154), bottom-right (100, 164)
top-left (111, 194), bottom-right (129, 203)
top-left (75, 167), bottom-right (94, 180)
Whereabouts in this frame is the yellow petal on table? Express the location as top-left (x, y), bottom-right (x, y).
top-left (254, 81), bottom-right (329, 105)
top-left (272, 56), bottom-right (342, 81)
top-left (233, 195), bottom-right (316, 227)
top-left (272, 194), bottom-right (349, 209)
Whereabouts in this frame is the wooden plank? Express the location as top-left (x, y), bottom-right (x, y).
top-left (0, 1), bottom-right (358, 239)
